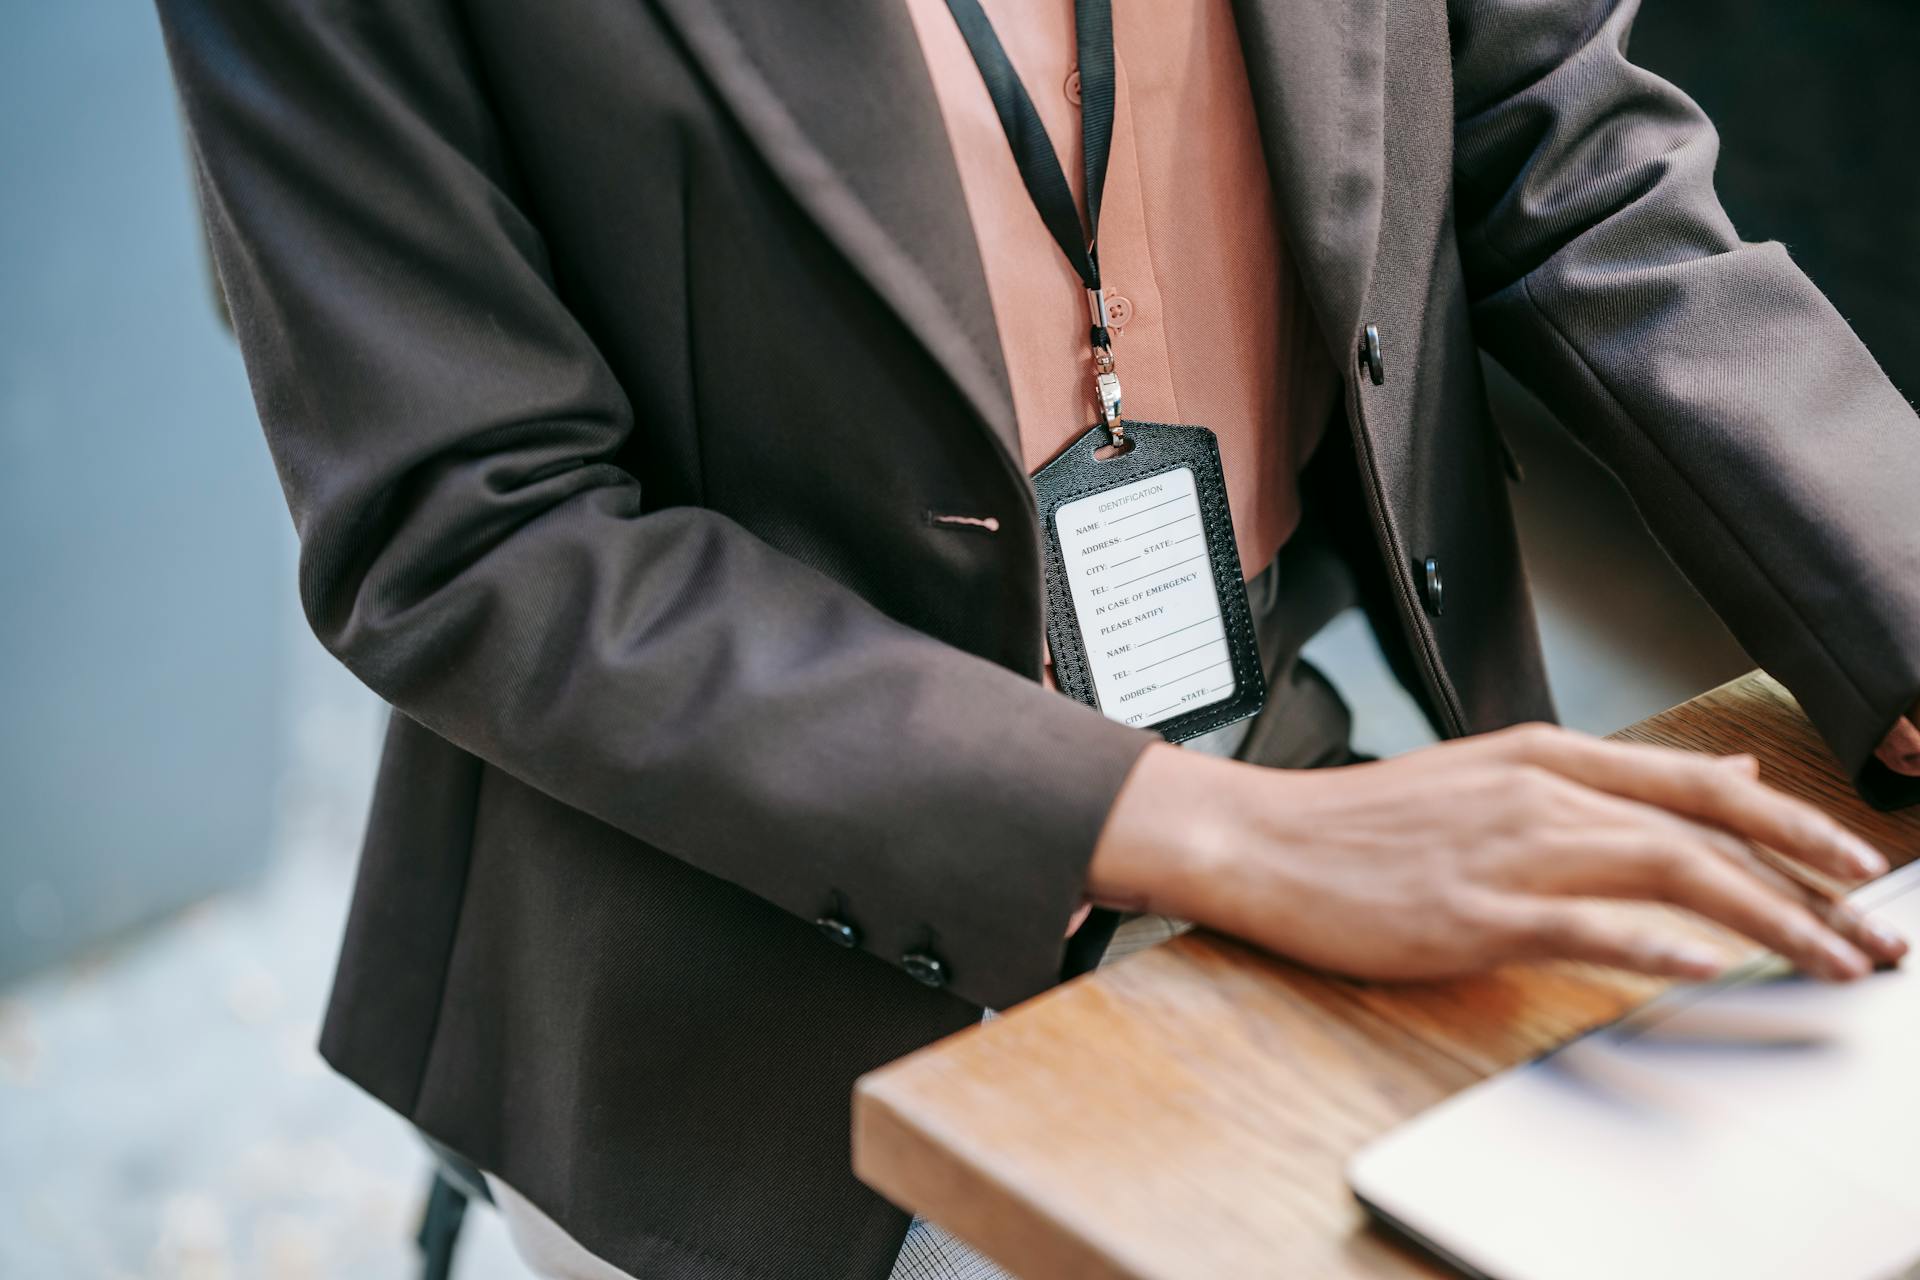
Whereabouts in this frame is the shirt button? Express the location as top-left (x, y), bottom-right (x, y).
top-left (1104, 291), bottom-right (1133, 332)
top-left (1423, 557), bottom-right (1445, 617)
top-left (1064, 67), bottom-right (1082, 105)
top-left (815, 915), bottom-right (860, 948)
top-left (902, 950), bottom-right (949, 989)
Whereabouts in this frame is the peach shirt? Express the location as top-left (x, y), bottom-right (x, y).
top-left (903, 0), bottom-right (1337, 580)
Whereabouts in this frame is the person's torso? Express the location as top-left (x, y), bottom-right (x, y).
top-left (326, 8), bottom-right (1555, 1274)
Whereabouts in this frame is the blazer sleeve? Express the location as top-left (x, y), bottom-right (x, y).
top-left (154, 0), bottom-right (1154, 1009)
top-left (1449, 0), bottom-right (1920, 807)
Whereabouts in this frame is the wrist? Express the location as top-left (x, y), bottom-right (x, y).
top-left (1084, 741), bottom-right (1254, 916)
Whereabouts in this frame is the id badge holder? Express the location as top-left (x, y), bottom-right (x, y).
top-left (1032, 422), bottom-right (1266, 742)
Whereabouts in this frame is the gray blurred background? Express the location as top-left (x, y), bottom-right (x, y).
top-left (1, 1), bottom-right (1912, 1276)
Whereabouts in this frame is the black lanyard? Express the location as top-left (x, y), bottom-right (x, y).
top-left (942, 0), bottom-right (1129, 434)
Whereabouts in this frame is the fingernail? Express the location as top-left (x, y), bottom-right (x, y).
top-left (1864, 917), bottom-right (1909, 959)
top-left (1846, 842), bottom-right (1888, 878)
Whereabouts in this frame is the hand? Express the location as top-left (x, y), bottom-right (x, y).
top-left (1087, 723), bottom-right (1906, 983)
top-left (1873, 708), bottom-right (1920, 777)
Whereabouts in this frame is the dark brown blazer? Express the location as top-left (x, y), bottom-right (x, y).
top-left (156, 0), bottom-right (1920, 1274)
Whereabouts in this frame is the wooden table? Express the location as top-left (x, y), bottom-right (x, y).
top-left (851, 672), bottom-right (1920, 1279)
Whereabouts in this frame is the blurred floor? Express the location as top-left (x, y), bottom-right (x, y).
top-left (0, 640), bottom-right (529, 1280)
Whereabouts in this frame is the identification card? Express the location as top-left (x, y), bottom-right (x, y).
top-left (1031, 422), bottom-right (1266, 742)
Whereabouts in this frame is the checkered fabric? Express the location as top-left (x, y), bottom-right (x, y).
top-left (888, 1217), bottom-right (1015, 1280)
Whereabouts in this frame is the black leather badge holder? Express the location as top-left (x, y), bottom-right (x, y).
top-left (1031, 422), bottom-right (1266, 743)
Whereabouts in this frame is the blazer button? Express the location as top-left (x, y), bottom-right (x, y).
top-left (1423, 557), bottom-right (1445, 617)
top-left (1359, 323), bottom-right (1385, 386)
top-left (902, 950), bottom-right (949, 989)
top-left (815, 915), bottom-right (860, 948)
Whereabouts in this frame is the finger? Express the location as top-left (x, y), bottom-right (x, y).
top-left (1874, 716), bottom-right (1920, 777)
top-left (1721, 840), bottom-right (1909, 967)
top-left (1515, 790), bottom-right (1899, 977)
top-left (1481, 896), bottom-right (1726, 980)
top-left (1490, 724), bottom-right (1887, 882)
top-left (1595, 832), bottom-right (1874, 981)
top-left (1513, 789), bottom-right (1783, 899)
top-left (1610, 796), bottom-right (1912, 968)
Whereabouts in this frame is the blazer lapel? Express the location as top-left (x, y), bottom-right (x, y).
top-left (649, 0), bottom-right (1024, 467)
top-left (1230, 0), bottom-right (1387, 359)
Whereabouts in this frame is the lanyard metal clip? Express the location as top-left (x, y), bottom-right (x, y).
top-left (1093, 353), bottom-right (1124, 442)
top-left (1088, 288), bottom-right (1124, 442)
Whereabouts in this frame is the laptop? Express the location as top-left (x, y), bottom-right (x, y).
top-left (1347, 860), bottom-right (1920, 1280)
